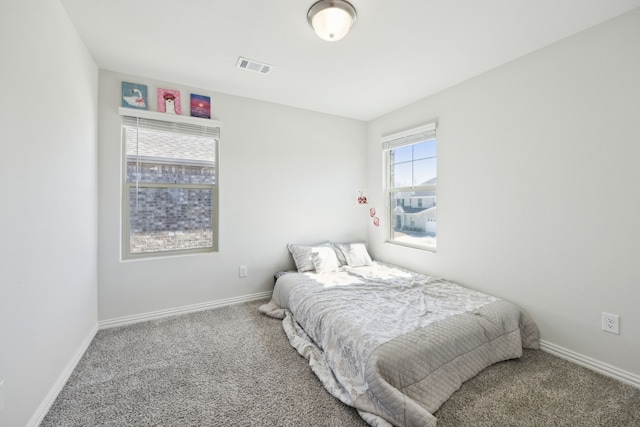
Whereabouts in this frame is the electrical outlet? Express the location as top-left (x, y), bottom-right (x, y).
top-left (602, 312), bottom-right (620, 335)
top-left (239, 265), bottom-right (248, 278)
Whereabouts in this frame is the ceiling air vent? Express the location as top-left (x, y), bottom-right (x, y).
top-left (237, 57), bottom-right (272, 75)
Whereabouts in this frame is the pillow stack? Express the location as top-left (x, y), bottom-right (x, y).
top-left (287, 241), bottom-right (373, 274)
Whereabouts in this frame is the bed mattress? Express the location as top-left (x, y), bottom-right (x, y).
top-left (260, 262), bottom-right (539, 427)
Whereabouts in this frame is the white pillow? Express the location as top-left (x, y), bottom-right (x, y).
top-left (331, 242), bottom-right (348, 266)
top-left (334, 242), bottom-right (373, 267)
top-left (288, 241), bottom-right (332, 272)
top-left (311, 246), bottom-right (341, 274)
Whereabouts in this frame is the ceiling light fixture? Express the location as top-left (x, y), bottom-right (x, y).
top-left (307, 0), bottom-right (357, 42)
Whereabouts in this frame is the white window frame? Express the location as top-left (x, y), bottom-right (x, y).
top-left (382, 122), bottom-right (437, 251)
top-left (119, 108), bottom-right (221, 260)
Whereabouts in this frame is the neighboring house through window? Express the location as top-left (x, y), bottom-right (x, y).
top-left (382, 122), bottom-right (437, 250)
top-left (121, 111), bottom-right (220, 259)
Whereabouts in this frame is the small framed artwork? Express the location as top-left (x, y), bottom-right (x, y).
top-left (190, 94), bottom-right (211, 119)
top-left (121, 82), bottom-right (148, 110)
top-left (157, 88), bottom-right (181, 114)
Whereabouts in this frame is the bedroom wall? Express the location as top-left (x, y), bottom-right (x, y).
top-left (366, 9), bottom-right (640, 377)
top-left (0, 1), bottom-right (99, 426)
top-left (98, 70), bottom-right (367, 321)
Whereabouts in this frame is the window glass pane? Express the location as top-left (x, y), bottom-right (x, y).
top-left (393, 162), bottom-right (412, 188)
top-left (412, 139), bottom-right (436, 160)
top-left (125, 127), bottom-right (215, 184)
top-left (389, 191), bottom-right (436, 248)
top-left (386, 131), bottom-right (437, 250)
top-left (127, 161), bottom-right (214, 184)
top-left (391, 145), bottom-right (412, 164)
top-left (412, 158), bottom-right (437, 186)
top-left (129, 187), bottom-right (213, 254)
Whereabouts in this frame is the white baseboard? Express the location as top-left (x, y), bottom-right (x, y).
top-left (27, 323), bottom-right (98, 427)
top-left (539, 340), bottom-right (640, 389)
top-left (98, 291), bottom-right (273, 329)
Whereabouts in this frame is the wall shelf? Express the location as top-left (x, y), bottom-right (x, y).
top-left (118, 107), bottom-right (222, 128)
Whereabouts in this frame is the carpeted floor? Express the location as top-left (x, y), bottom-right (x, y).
top-left (42, 299), bottom-right (640, 426)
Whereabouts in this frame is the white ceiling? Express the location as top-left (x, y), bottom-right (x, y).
top-left (60, 0), bottom-right (640, 121)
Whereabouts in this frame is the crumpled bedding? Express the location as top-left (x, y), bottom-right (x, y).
top-left (259, 262), bottom-right (539, 427)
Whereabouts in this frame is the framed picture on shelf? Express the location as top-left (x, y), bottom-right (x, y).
top-left (121, 82), bottom-right (148, 110)
top-left (157, 88), bottom-right (181, 114)
top-left (190, 94), bottom-right (211, 119)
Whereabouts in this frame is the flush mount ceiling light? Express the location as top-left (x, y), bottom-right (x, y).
top-left (307, 0), bottom-right (357, 42)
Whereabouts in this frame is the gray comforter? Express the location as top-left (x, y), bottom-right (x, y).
top-left (260, 262), bottom-right (539, 427)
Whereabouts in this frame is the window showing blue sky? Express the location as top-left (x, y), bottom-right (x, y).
top-left (391, 139), bottom-right (436, 187)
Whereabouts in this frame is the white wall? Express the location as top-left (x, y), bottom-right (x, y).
top-left (0, 1), bottom-right (99, 426)
top-left (367, 9), bottom-right (640, 376)
top-left (98, 70), bottom-right (367, 321)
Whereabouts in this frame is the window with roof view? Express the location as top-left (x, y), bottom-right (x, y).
top-left (382, 123), bottom-right (437, 250)
top-left (121, 115), bottom-right (219, 259)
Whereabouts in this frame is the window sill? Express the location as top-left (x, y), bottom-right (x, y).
top-left (121, 248), bottom-right (218, 263)
top-left (385, 240), bottom-right (437, 253)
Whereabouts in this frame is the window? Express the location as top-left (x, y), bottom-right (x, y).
top-left (382, 123), bottom-right (437, 250)
top-left (121, 114), bottom-right (220, 259)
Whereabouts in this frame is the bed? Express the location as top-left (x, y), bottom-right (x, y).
top-left (259, 242), bottom-right (539, 427)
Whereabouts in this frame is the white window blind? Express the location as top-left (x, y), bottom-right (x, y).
top-left (121, 115), bottom-right (220, 139)
top-left (381, 122), bottom-right (436, 151)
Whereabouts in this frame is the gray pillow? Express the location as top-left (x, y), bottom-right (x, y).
top-left (288, 241), bottom-right (332, 272)
top-left (333, 242), bottom-right (372, 267)
top-left (331, 242), bottom-right (348, 266)
top-left (311, 246), bottom-right (341, 273)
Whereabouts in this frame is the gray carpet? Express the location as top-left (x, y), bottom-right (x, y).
top-left (42, 299), bottom-right (640, 426)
